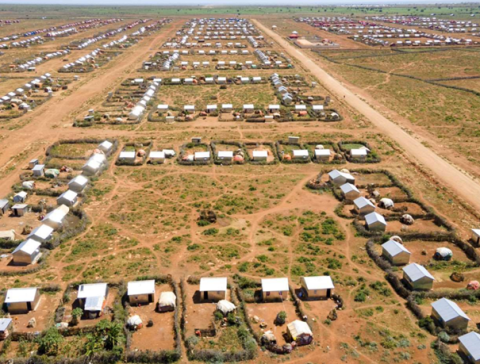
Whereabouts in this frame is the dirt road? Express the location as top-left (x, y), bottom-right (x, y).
top-left (253, 19), bottom-right (480, 212)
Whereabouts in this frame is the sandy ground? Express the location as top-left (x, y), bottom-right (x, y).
top-left (0, 16), bottom-right (473, 364)
top-left (253, 19), bottom-right (480, 212)
top-left (128, 284), bottom-right (176, 352)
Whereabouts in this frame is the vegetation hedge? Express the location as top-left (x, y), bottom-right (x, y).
top-left (177, 143), bottom-right (212, 166)
top-left (275, 141), bottom-right (310, 164)
top-left (211, 140), bottom-right (246, 165)
top-left (244, 142), bottom-right (278, 165)
top-left (116, 142), bottom-right (152, 166)
top-left (338, 141), bottom-right (381, 163)
top-left (125, 276), bottom-right (181, 363)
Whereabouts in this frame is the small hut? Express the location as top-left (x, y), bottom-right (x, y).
top-left (157, 292), bottom-right (176, 312)
top-left (286, 320), bottom-right (313, 345)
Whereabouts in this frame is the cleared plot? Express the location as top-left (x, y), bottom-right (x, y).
top-left (438, 77), bottom-right (480, 93)
top-left (128, 284), bottom-right (176, 351)
top-left (48, 142), bottom-right (98, 159)
top-left (6, 291), bottom-right (60, 333)
top-left (245, 299), bottom-right (298, 345)
top-left (338, 49), bottom-right (480, 79)
top-left (159, 83), bottom-right (275, 110)
top-left (80, 248), bottom-right (158, 280)
top-left (66, 288), bottom-right (116, 328)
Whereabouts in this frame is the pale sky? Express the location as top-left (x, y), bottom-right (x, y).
top-left (0, 0), bottom-right (474, 5)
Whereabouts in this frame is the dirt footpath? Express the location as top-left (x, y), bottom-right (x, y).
top-left (253, 18), bottom-right (480, 212)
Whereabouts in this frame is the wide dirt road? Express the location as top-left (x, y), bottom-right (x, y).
top-left (253, 19), bottom-right (480, 212)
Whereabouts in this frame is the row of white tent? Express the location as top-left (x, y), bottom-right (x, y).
top-left (192, 30), bottom-right (254, 35)
top-left (13, 50), bottom-right (70, 71)
top-left (72, 25), bottom-right (131, 50)
top-left (168, 75), bottom-right (263, 84)
top-left (11, 140), bottom-right (115, 264)
top-left (0, 35), bottom-right (43, 49)
top-left (45, 27), bottom-right (77, 38)
top-left (165, 41), bottom-right (247, 48)
top-left (162, 49), bottom-right (250, 55)
top-left (62, 34), bottom-right (129, 71)
top-left (128, 80), bottom-right (160, 121)
top-left (0, 72), bottom-right (54, 108)
top-left (0, 18), bottom-right (122, 47)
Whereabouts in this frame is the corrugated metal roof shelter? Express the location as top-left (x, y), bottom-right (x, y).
top-left (68, 175), bottom-right (88, 193)
top-left (0, 318), bottom-right (12, 332)
top-left (365, 212), bottom-right (387, 231)
top-left (354, 197), bottom-right (376, 214)
top-left (262, 278), bottom-right (289, 292)
top-left (403, 263), bottom-right (434, 290)
top-left (302, 276), bottom-right (334, 290)
top-left (42, 205), bottom-right (69, 230)
top-left (459, 331), bottom-right (480, 363)
top-left (5, 287), bottom-right (38, 303)
top-left (403, 263), bottom-right (434, 281)
top-left (200, 277), bottom-right (227, 292)
top-left (128, 280), bottom-right (155, 296)
top-left (78, 283), bottom-right (108, 299)
top-left (382, 240), bottom-right (411, 257)
top-left (12, 239), bottom-right (41, 265)
top-left (28, 224), bottom-right (54, 243)
top-left (431, 298), bottom-right (470, 324)
top-left (328, 169), bottom-right (355, 185)
top-left (340, 183), bottom-right (359, 196)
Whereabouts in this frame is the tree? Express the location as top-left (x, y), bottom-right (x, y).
top-left (95, 319), bottom-right (124, 351)
top-left (84, 320), bottom-right (125, 356)
top-left (71, 307), bottom-right (83, 326)
top-left (37, 327), bottom-right (64, 356)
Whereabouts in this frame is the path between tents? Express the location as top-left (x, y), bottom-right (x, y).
top-left (0, 19), bottom-right (182, 196)
top-left (252, 19), bottom-right (480, 212)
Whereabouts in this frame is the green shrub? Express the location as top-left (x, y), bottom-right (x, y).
top-left (203, 228), bottom-right (219, 236)
top-left (275, 311), bottom-right (287, 325)
top-left (36, 327), bottom-right (64, 356)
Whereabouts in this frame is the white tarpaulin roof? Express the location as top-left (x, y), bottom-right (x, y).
top-left (287, 320), bottom-right (312, 338)
top-left (0, 230), bottom-right (15, 240)
top-left (159, 292), bottom-right (176, 307)
top-left (127, 315), bottom-right (142, 327)
top-left (216, 299), bottom-right (236, 314)
top-left (0, 318), bottom-right (12, 332)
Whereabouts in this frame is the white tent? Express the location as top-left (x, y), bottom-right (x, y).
top-left (216, 299), bottom-right (236, 314)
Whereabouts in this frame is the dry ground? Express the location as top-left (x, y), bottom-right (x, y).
top-left (0, 13), bottom-right (479, 364)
